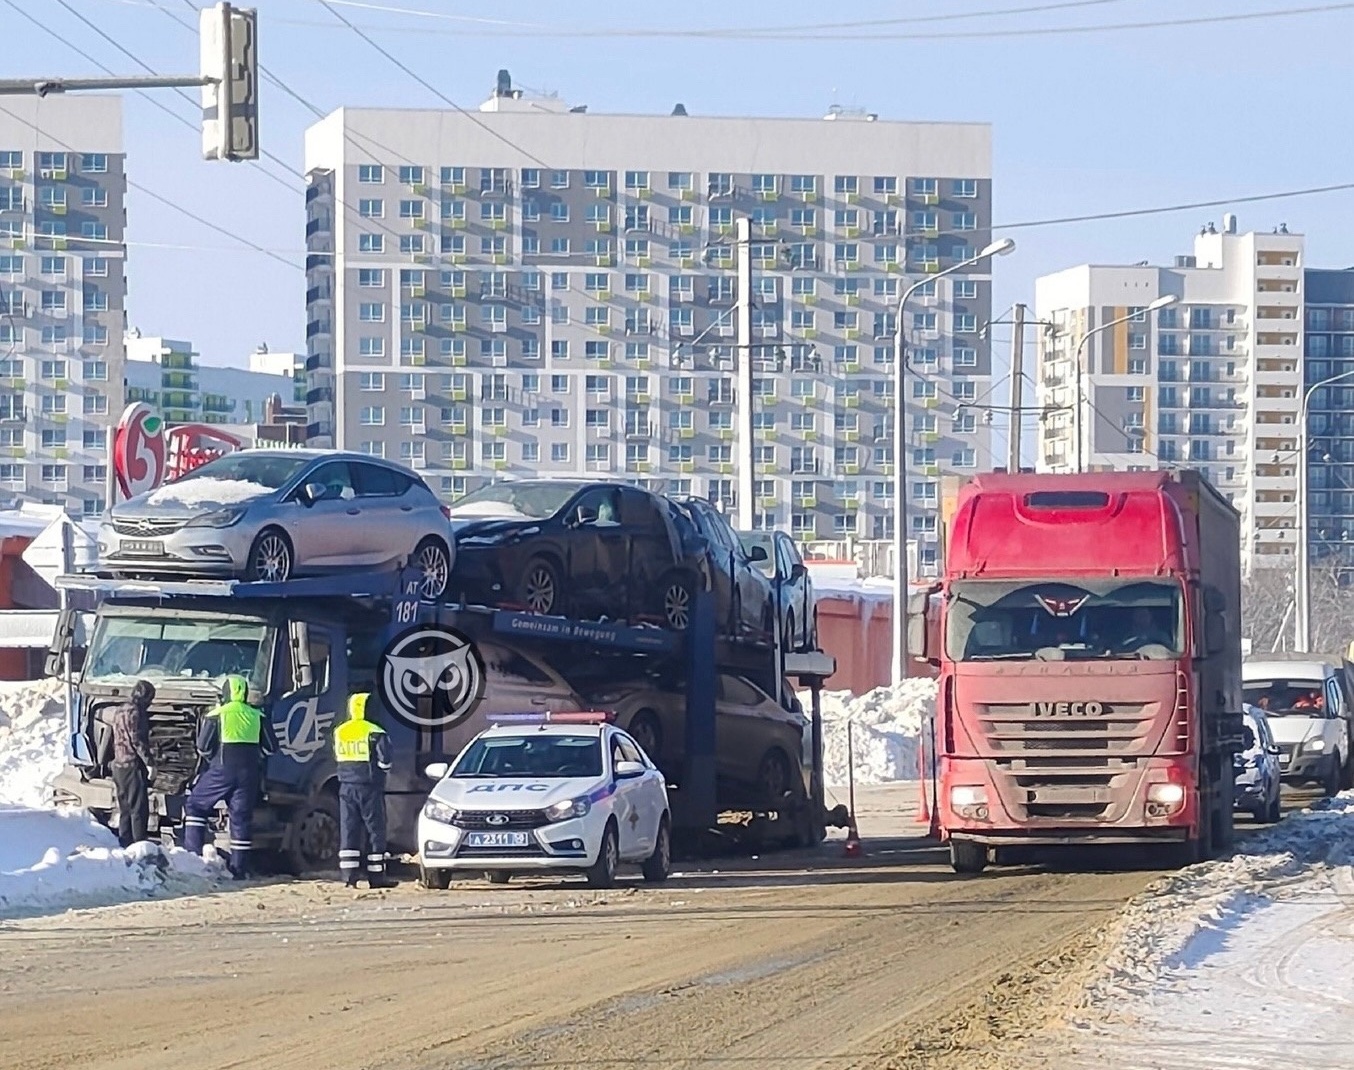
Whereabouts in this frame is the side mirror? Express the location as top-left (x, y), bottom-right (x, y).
top-left (300, 482), bottom-right (327, 506)
top-left (1266, 744), bottom-right (1281, 756)
top-left (615, 760), bottom-right (646, 779)
top-left (1242, 726), bottom-right (1256, 751)
top-left (789, 562), bottom-right (807, 582)
top-left (1204, 611), bottom-right (1227, 656)
top-left (424, 762), bottom-right (449, 780)
top-left (748, 544), bottom-right (769, 563)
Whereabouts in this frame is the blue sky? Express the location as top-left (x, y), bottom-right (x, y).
top-left (11, 0), bottom-right (1354, 370)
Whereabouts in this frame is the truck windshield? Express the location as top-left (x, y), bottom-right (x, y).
top-left (946, 579), bottom-right (1185, 662)
top-left (84, 614), bottom-right (271, 690)
top-left (452, 735), bottom-right (602, 779)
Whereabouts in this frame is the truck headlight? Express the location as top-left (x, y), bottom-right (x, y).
top-left (950, 786), bottom-right (988, 808)
top-left (422, 800), bottom-right (458, 825)
top-left (1146, 782), bottom-right (1186, 815)
top-left (1304, 739), bottom-right (1327, 753)
top-left (545, 797), bottom-right (590, 822)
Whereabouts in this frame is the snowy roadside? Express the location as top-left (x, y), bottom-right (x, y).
top-left (802, 679), bottom-right (936, 789)
top-left (1038, 794), bottom-right (1354, 1069)
top-left (0, 677), bottom-right (227, 920)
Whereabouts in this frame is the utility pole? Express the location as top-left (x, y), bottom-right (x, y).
top-left (735, 216), bottom-right (755, 530)
top-left (1007, 303), bottom-right (1027, 472)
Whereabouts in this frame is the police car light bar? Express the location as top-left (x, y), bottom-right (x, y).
top-left (485, 710), bottom-right (616, 726)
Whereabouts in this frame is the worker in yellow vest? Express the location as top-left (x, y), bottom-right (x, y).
top-left (333, 692), bottom-right (395, 888)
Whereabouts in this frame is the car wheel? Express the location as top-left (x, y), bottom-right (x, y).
top-left (413, 537), bottom-right (451, 601)
top-left (659, 572), bottom-right (696, 631)
top-left (284, 791), bottom-right (340, 875)
top-left (518, 557), bottom-right (561, 616)
top-left (419, 866), bottom-right (451, 890)
top-left (756, 748), bottom-right (794, 809)
top-left (246, 528), bottom-right (293, 583)
top-left (1323, 755), bottom-right (1341, 797)
top-left (641, 817), bottom-right (671, 883)
top-left (1265, 791), bottom-right (1282, 824)
top-left (1341, 751), bottom-right (1354, 791)
top-left (628, 710), bottom-right (664, 763)
top-left (485, 870), bottom-right (511, 885)
top-left (585, 822), bottom-right (620, 888)
top-left (949, 839), bottom-right (988, 875)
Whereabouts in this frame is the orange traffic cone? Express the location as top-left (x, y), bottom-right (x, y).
top-left (843, 817), bottom-right (863, 858)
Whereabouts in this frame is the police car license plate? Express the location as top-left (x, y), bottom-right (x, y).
top-left (465, 831), bottom-right (529, 848)
top-left (120, 539), bottom-right (164, 556)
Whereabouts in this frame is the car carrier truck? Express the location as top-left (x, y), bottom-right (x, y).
top-left (910, 470), bottom-right (1245, 872)
top-left (46, 571), bottom-right (837, 871)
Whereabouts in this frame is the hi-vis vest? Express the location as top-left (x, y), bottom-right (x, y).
top-left (334, 692), bottom-right (385, 764)
top-left (212, 674), bottom-right (263, 745)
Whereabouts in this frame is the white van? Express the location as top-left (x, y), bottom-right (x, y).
top-left (1241, 660), bottom-right (1351, 796)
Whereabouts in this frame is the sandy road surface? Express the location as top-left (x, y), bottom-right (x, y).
top-left (0, 786), bottom-right (1161, 1070)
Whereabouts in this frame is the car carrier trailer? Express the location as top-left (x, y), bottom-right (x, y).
top-left (46, 570), bottom-right (839, 871)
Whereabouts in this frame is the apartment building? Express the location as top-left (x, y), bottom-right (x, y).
top-left (126, 333), bottom-right (298, 427)
top-left (303, 74), bottom-right (993, 560)
top-left (1301, 268), bottom-right (1354, 569)
top-left (0, 97), bottom-right (126, 517)
top-left (1035, 216), bottom-right (1304, 573)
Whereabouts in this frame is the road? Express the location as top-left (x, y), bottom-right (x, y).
top-left (0, 786), bottom-right (1165, 1070)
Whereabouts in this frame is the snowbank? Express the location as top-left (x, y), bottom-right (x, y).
top-left (806, 679), bottom-right (937, 787)
top-left (147, 477), bottom-right (273, 507)
top-left (0, 677), bottom-right (228, 917)
top-left (1087, 793), bottom-right (1354, 1002)
top-left (0, 677), bottom-right (67, 808)
top-left (0, 808), bottom-right (225, 916)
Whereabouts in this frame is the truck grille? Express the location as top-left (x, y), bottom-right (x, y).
top-left (976, 701), bottom-right (1161, 822)
top-left (452, 810), bottom-right (549, 830)
top-left (148, 706), bottom-right (202, 795)
top-left (112, 517), bottom-right (186, 536)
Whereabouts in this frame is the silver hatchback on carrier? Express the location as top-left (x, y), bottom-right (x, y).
top-left (98, 449), bottom-right (455, 598)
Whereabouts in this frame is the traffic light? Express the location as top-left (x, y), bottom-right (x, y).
top-left (200, 3), bottom-right (258, 161)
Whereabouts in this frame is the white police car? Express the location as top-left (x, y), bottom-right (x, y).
top-left (417, 712), bottom-right (672, 889)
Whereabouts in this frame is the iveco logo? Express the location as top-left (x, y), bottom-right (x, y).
top-left (1031, 701), bottom-right (1107, 717)
top-left (485, 813), bottom-right (510, 826)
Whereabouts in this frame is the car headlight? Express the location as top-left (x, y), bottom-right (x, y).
top-left (545, 797), bottom-right (590, 822)
top-left (422, 799), bottom-right (459, 825)
top-left (186, 506), bottom-right (249, 528)
top-left (1304, 739), bottom-right (1327, 753)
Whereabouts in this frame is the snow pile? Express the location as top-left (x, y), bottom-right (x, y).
top-left (1087, 793), bottom-right (1354, 1002)
top-left (0, 807), bottom-right (225, 917)
top-left (808, 679), bottom-right (937, 786)
top-left (0, 677), bottom-right (67, 808)
top-left (147, 477), bottom-right (273, 507)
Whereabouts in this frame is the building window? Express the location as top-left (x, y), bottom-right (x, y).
top-left (953, 179), bottom-right (978, 198)
top-left (358, 198), bottom-right (383, 218)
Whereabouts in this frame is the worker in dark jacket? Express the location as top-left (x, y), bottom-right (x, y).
top-left (334, 692), bottom-right (395, 888)
top-left (109, 679), bottom-right (157, 847)
top-left (183, 674), bottom-right (277, 879)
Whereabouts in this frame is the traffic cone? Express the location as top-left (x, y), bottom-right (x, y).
top-left (843, 814), bottom-right (863, 858)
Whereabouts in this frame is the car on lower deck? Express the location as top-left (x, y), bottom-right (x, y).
top-left (446, 480), bottom-right (707, 631)
top-left (416, 714), bottom-right (671, 888)
top-left (98, 450), bottom-right (454, 599)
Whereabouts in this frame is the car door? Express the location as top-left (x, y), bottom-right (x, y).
top-left (621, 488), bottom-right (673, 618)
top-left (608, 731), bottom-right (644, 859)
top-left (1325, 675), bottom-right (1352, 760)
top-left (715, 673), bottom-right (763, 784)
top-left (616, 733), bottom-right (658, 855)
top-left (1254, 713), bottom-right (1280, 798)
top-left (565, 487), bottom-right (625, 619)
top-left (288, 460), bottom-right (363, 569)
top-left (351, 462), bottom-right (417, 568)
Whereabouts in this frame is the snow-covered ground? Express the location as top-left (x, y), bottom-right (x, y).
top-left (0, 677), bottom-right (227, 918)
top-left (1043, 794), bottom-right (1354, 1069)
top-left (805, 679), bottom-right (936, 787)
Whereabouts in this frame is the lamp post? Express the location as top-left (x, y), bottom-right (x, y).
top-left (1294, 367), bottom-right (1354, 652)
top-left (890, 237), bottom-right (1015, 685)
top-left (1071, 294), bottom-right (1178, 473)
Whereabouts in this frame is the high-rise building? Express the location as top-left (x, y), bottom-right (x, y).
top-left (1300, 268), bottom-right (1354, 569)
top-left (303, 74), bottom-right (993, 560)
top-left (0, 97), bottom-right (126, 518)
top-left (1035, 217), bottom-right (1304, 573)
top-left (125, 333), bottom-right (298, 427)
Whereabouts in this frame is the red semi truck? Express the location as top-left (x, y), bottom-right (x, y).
top-left (911, 470), bottom-right (1245, 873)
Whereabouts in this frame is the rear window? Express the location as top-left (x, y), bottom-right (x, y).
top-left (1024, 491), bottom-right (1110, 509)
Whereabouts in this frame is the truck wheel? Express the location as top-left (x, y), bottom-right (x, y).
top-left (284, 793), bottom-right (340, 874)
top-left (756, 748), bottom-right (794, 809)
top-left (641, 818), bottom-right (671, 883)
top-left (585, 823), bottom-right (619, 889)
top-left (419, 866), bottom-right (451, 890)
top-left (949, 839), bottom-right (988, 875)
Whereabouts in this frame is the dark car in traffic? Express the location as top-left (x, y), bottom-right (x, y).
top-left (739, 529), bottom-right (817, 652)
top-left (669, 496), bottom-right (775, 644)
top-left (446, 480), bottom-right (706, 630)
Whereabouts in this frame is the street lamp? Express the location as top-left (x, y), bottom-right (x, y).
top-left (1072, 294), bottom-right (1178, 472)
top-left (891, 236), bottom-right (1015, 685)
top-left (1294, 367), bottom-right (1354, 652)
